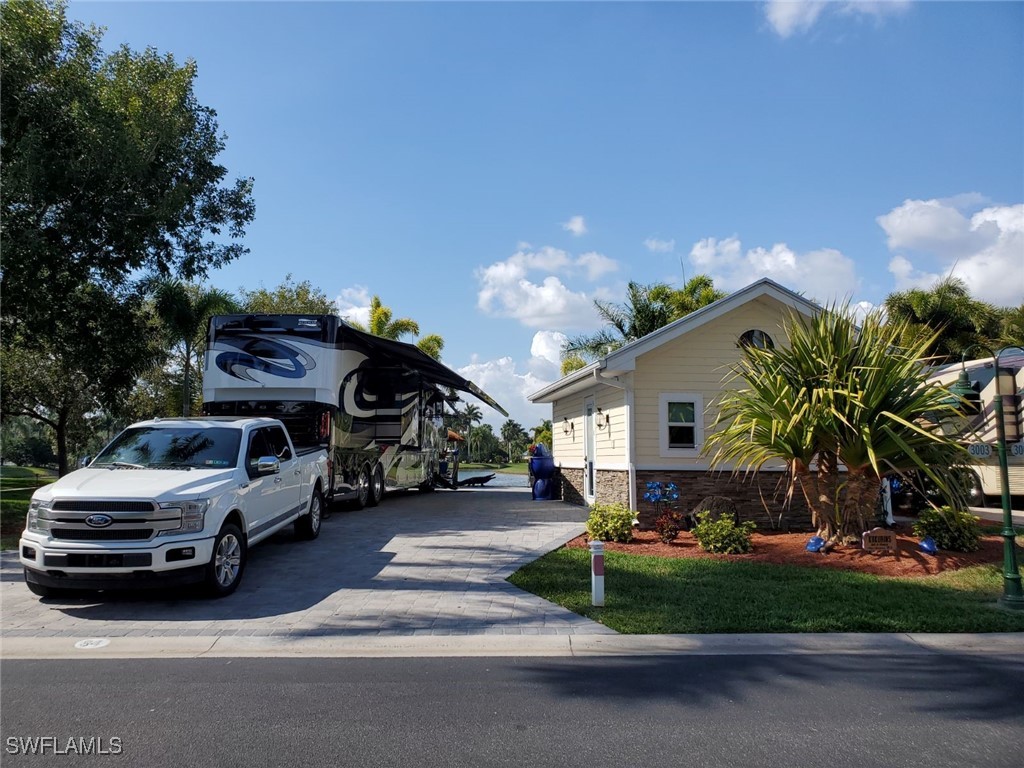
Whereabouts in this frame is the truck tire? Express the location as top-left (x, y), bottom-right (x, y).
top-left (368, 462), bottom-right (385, 507)
top-left (295, 484), bottom-right (323, 540)
top-left (205, 523), bottom-right (247, 597)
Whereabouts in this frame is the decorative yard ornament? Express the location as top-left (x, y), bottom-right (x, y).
top-left (805, 536), bottom-right (826, 553)
top-left (919, 536), bottom-right (938, 555)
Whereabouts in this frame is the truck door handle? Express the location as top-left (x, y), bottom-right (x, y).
top-left (294, 469), bottom-right (301, 476)
top-left (274, 477), bottom-right (282, 484)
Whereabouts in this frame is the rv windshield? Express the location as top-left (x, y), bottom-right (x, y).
top-left (93, 427), bottom-right (242, 469)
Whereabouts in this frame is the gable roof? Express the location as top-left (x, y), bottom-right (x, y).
top-left (528, 278), bottom-right (821, 403)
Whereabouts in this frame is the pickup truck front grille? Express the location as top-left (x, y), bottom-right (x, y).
top-left (52, 501), bottom-right (155, 513)
top-left (44, 499), bottom-right (181, 541)
top-left (51, 528), bottom-right (153, 541)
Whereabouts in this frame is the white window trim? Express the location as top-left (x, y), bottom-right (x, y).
top-left (659, 392), bottom-right (704, 458)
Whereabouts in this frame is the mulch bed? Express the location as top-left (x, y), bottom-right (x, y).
top-left (564, 528), bottom-right (1009, 578)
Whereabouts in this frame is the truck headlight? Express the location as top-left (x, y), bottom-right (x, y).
top-left (157, 499), bottom-right (210, 536)
top-left (26, 499), bottom-right (53, 533)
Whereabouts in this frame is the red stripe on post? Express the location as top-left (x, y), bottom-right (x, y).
top-left (592, 554), bottom-right (604, 576)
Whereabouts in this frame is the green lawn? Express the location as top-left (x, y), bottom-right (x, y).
top-left (508, 547), bottom-right (1024, 634)
top-left (0, 466), bottom-right (55, 550)
top-left (460, 461), bottom-right (530, 475)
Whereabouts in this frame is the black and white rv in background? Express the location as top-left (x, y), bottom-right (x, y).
top-left (202, 314), bottom-right (507, 508)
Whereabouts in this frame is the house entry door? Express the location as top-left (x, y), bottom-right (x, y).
top-left (584, 398), bottom-right (596, 504)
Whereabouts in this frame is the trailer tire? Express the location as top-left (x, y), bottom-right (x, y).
top-left (368, 462), bottom-right (385, 507)
top-left (295, 484), bottom-right (323, 540)
top-left (351, 464), bottom-right (371, 509)
top-left (204, 523), bottom-right (246, 597)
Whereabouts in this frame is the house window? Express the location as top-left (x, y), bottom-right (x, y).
top-left (659, 393), bottom-right (704, 456)
top-left (739, 329), bottom-right (774, 350)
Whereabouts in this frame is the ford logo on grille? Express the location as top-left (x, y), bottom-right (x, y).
top-left (85, 514), bottom-right (114, 528)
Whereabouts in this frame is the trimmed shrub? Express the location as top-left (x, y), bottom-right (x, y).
top-left (692, 511), bottom-right (757, 554)
top-left (912, 506), bottom-right (982, 552)
top-left (689, 495), bottom-right (739, 528)
top-left (654, 510), bottom-right (687, 543)
top-left (586, 502), bottom-right (636, 543)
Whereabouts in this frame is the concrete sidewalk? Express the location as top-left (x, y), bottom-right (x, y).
top-left (3, 631), bottom-right (1023, 660)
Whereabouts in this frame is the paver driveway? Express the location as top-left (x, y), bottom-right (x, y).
top-left (1, 487), bottom-right (614, 639)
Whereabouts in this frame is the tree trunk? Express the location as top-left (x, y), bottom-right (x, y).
top-left (842, 469), bottom-right (879, 539)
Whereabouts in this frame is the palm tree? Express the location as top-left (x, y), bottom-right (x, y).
top-left (147, 278), bottom-right (239, 416)
top-left (883, 276), bottom-right (1001, 365)
top-left (461, 404), bottom-right (482, 460)
top-left (562, 275), bottom-right (724, 364)
top-left (705, 306), bottom-right (971, 543)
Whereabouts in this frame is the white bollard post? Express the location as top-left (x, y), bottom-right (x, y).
top-left (589, 540), bottom-right (605, 607)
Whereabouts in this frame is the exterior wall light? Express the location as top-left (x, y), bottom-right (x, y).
top-left (562, 418), bottom-right (574, 436)
top-left (595, 408), bottom-right (610, 430)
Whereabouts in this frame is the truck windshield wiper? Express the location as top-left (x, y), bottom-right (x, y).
top-left (103, 461), bottom-right (145, 469)
top-left (149, 463), bottom-right (194, 471)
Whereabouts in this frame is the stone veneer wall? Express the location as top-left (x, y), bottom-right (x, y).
top-left (558, 468), bottom-right (630, 509)
top-left (561, 467), bottom-right (812, 531)
top-left (635, 469), bottom-right (812, 531)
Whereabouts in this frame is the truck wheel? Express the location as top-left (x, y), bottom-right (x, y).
top-left (295, 485), bottom-right (323, 540)
top-left (205, 523), bottom-right (246, 597)
top-left (24, 572), bottom-right (74, 599)
top-left (351, 464), bottom-right (371, 509)
top-left (368, 462), bottom-right (385, 507)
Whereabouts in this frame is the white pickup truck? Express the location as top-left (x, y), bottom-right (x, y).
top-left (19, 417), bottom-right (328, 598)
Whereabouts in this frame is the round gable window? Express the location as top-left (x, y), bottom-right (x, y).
top-left (739, 329), bottom-right (774, 350)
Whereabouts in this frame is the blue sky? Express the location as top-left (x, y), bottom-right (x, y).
top-left (71, 1), bottom-right (1024, 430)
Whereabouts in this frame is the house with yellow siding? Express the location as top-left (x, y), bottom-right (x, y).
top-left (528, 278), bottom-right (822, 528)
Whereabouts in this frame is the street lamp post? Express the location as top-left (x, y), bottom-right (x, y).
top-left (957, 345), bottom-right (1023, 609)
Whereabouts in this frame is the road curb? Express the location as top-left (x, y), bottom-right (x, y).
top-left (3, 632), bottom-right (1022, 660)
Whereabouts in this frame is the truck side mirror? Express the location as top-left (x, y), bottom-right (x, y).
top-left (256, 456), bottom-right (280, 476)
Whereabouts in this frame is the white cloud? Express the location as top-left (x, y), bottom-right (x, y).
top-left (530, 330), bottom-right (567, 367)
top-left (689, 236), bottom-right (859, 303)
top-left (765, 0), bottom-right (910, 38)
top-left (335, 285), bottom-right (371, 327)
top-left (457, 355), bottom-right (554, 431)
top-left (576, 251), bottom-right (618, 280)
top-left (561, 215), bottom-right (587, 237)
top-left (765, 1), bottom-right (828, 38)
top-left (475, 246), bottom-right (616, 328)
top-left (644, 237), bottom-right (676, 253)
top-left (882, 199), bottom-right (1024, 305)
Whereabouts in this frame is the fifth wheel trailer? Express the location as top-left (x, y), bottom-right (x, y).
top-left (202, 313), bottom-right (507, 508)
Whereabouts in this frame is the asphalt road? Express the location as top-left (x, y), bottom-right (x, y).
top-left (2, 653), bottom-right (1022, 768)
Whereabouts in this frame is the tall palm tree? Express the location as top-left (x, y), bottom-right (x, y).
top-left (883, 276), bottom-right (1001, 365)
top-left (706, 306), bottom-right (971, 543)
top-left (147, 278), bottom-right (239, 416)
top-left (462, 404), bottom-right (483, 460)
top-left (500, 419), bottom-right (528, 463)
top-left (668, 274), bottom-right (727, 317)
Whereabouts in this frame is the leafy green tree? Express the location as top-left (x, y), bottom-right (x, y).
top-left (883, 277), bottom-right (1002, 365)
top-left (1, 287), bottom-right (163, 475)
top-left (705, 307), bottom-right (970, 543)
top-left (532, 419), bottom-right (553, 449)
top-left (238, 274), bottom-right (336, 315)
top-left (1, 0), bottom-right (254, 345)
top-left (147, 279), bottom-right (239, 416)
top-left (0, 0), bottom-right (253, 470)
top-left (562, 275), bottom-right (725, 364)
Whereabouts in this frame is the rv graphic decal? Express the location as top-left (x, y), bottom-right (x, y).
top-left (214, 336), bottom-right (317, 382)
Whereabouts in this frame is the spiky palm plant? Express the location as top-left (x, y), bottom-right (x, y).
top-left (706, 306), bottom-right (972, 542)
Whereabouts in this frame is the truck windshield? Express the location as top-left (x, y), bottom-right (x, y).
top-left (93, 427), bottom-right (242, 469)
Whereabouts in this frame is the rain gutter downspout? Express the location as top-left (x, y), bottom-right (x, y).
top-left (593, 366), bottom-right (636, 513)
